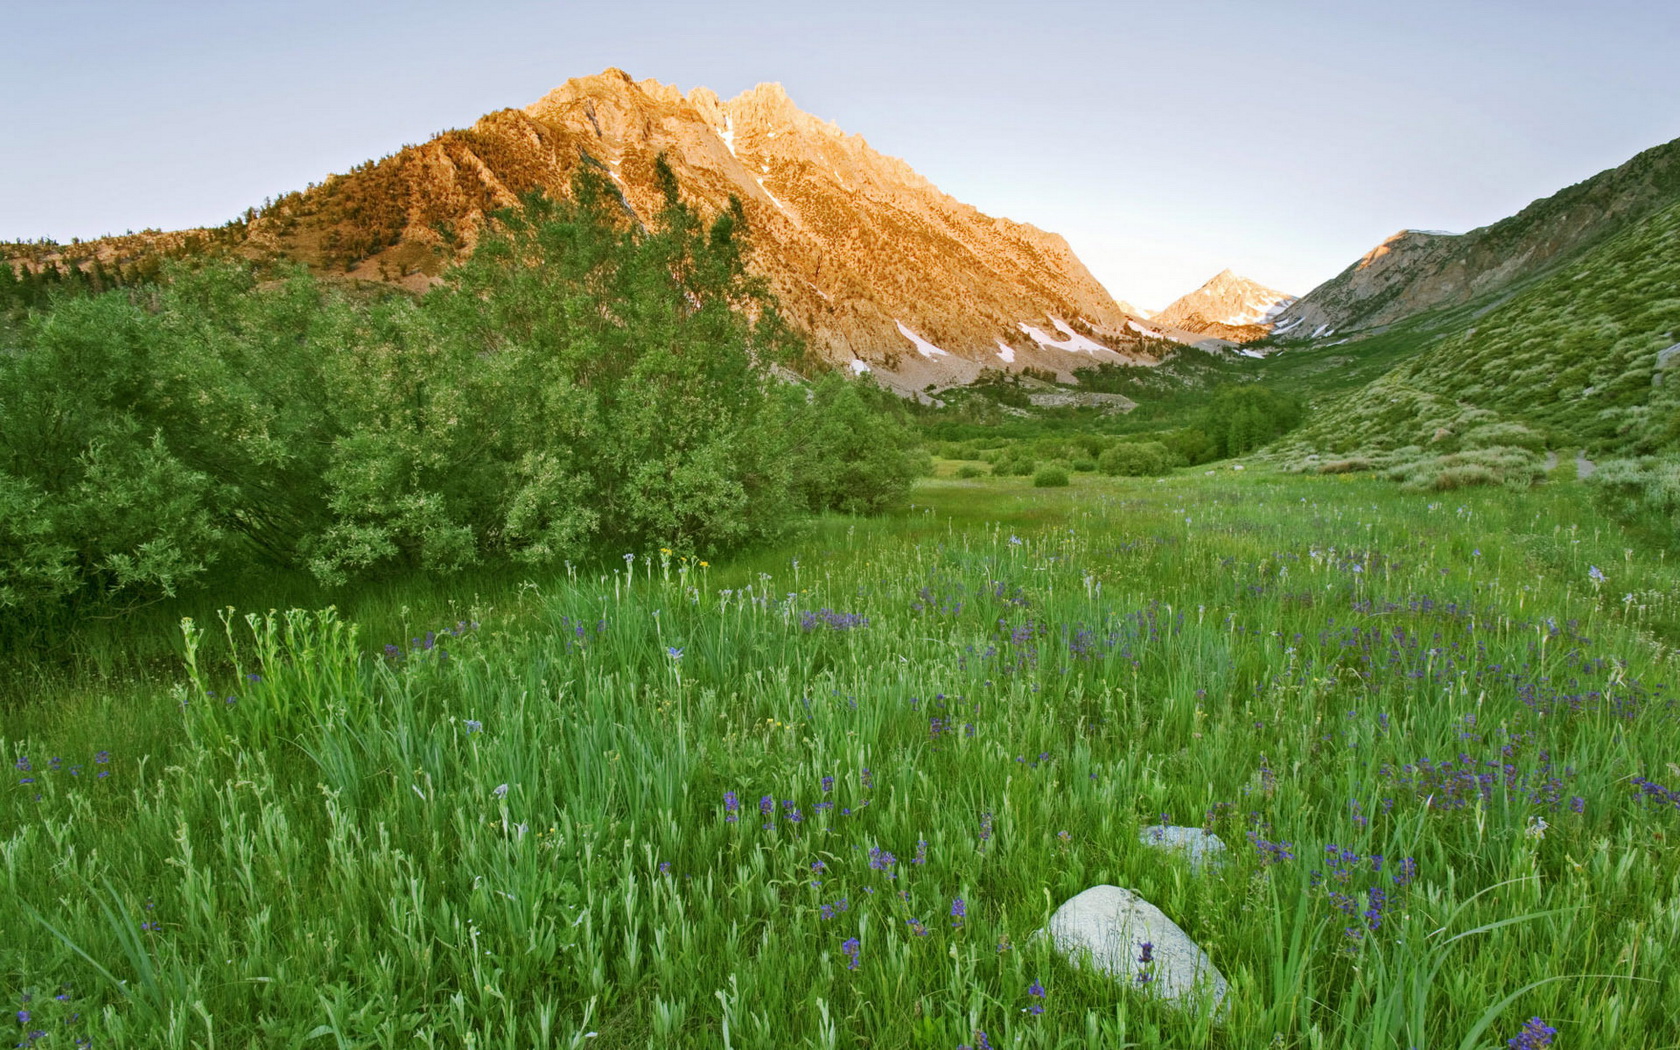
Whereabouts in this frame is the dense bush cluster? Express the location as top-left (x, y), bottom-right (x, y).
top-left (1097, 441), bottom-right (1175, 477)
top-left (0, 164), bottom-right (920, 625)
top-left (1591, 456), bottom-right (1680, 541)
top-left (926, 386), bottom-right (1302, 483)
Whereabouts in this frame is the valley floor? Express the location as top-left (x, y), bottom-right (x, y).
top-left (4, 468), bottom-right (1678, 1048)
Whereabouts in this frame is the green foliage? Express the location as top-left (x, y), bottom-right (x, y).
top-left (1197, 384), bottom-right (1304, 458)
top-left (1098, 441), bottom-right (1175, 477)
top-left (1162, 427), bottom-right (1219, 466)
top-left (0, 164), bottom-right (914, 630)
top-left (1590, 455), bottom-right (1680, 540)
top-left (0, 293), bottom-right (225, 622)
top-left (1031, 464), bottom-right (1070, 487)
top-left (991, 445), bottom-right (1038, 477)
top-left (955, 463), bottom-right (987, 479)
top-left (1383, 447), bottom-right (1547, 492)
top-left (967, 368), bottom-right (1033, 408)
top-left (788, 373), bottom-right (921, 514)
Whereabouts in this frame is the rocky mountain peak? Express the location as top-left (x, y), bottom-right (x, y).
top-left (1150, 271), bottom-right (1296, 345)
top-left (206, 68), bottom-right (1158, 391)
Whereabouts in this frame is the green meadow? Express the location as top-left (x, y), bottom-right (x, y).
top-left (5, 465), bottom-right (1678, 1048)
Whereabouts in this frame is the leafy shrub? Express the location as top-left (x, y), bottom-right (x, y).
top-left (0, 294), bottom-right (228, 619)
top-left (1383, 447), bottom-right (1545, 492)
top-left (1098, 442), bottom-right (1175, 477)
top-left (1072, 459), bottom-right (1097, 473)
top-left (1318, 458), bottom-right (1374, 474)
top-left (1032, 466), bottom-right (1070, 487)
top-left (1590, 455), bottom-right (1680, 539)
top-left (790, 374), bottom-right (921, 515)
top-left (1162, 428), bottom-right (1218, 466)
top-left (955, 464), bottom-right (986, 479)
top-left (992, 447), bottom-right (1038, 476)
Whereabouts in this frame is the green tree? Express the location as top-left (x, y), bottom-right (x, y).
top-left (1198, 384), bottom-right (1304, 457)
top-left (788, 373), bottom-right (920, 514)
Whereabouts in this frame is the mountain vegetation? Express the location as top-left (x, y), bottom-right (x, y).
top-left (1271, 135), bottom-right (1680, 337)
top-left (0, 162), bottom-right (922, 635)
top-left (1273, 198), bottom-right (1680, 496)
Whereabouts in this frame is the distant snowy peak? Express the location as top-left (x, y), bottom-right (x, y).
top-left (1150, 270), bottom-right (1296, 339)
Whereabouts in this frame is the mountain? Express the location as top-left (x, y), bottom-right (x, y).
top-left (1270, 135), bottom-right (1680, 340)
top-left (1150, 269), bottom-right (1295, 346)
top-left (9, 69), bottom-right (1155, 391)
top-left (1272, 196), bottom-right (1680, 485)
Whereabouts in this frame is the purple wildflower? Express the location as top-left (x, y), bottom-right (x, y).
top-left (1025, 979), bottom-right (1046, 1014)
top-left (801, 609), bottom-right (870, 632)
top-left (841, 937), bottom-right (861, 970)
top-left (724, 791), bottom-right (740, 822)
top-left (1393, 857), bottom-right (1418, 887)
top-left (1508, 1016), bottom-right (1556, 1050)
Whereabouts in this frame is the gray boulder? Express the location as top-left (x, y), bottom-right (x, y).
top-left (1045, 885), bottom-right (1228, 1013)
top-left (1138, 825), bottom-right (1228, 872)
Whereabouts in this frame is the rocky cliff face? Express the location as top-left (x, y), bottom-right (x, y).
top-left (1271, 135), bottom-right (1680, 339)
top-left (1151, 269), bottom-right (1294, 344)
top-left (226, 69), bottom-right (1154, 389)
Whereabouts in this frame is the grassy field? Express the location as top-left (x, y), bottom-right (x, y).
top-left (5, 466), bottom-right (1679, 1048)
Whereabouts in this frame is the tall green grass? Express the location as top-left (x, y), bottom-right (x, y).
top-left (4, 470), bottom-right (1678, 1047)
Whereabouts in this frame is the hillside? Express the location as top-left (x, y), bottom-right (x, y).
top-left (7, 70), bottom-right (1156, 390)
top-left (1273, 197), bottom-right (1680, 483)
top-left (1270, 135), bottom-right (1680, 339)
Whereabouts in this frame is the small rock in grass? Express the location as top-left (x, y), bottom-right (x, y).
top-left (1045, 885), bottom-right (1228, 1014)
top-left (1139, 825), bottom-right (1228, 872)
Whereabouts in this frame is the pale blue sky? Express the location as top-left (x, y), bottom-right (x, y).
top-left (4, 0), bottom-right (1677, 308)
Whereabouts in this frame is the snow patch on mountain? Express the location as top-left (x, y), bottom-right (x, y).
top-left (896, 320), bottom-right (950, 358)
top-left (1018, 318), bottom-right (1112, 355)
top-left (755, 177), bottom-right (788, 211)
top-left (995, 339), bottom-right (1015, 363)
top-left (1152, 270), bottom-right (1296, 336)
